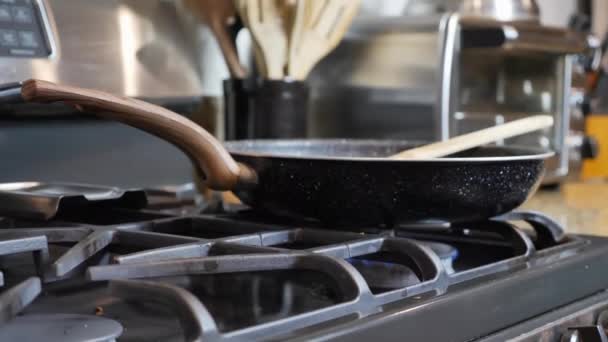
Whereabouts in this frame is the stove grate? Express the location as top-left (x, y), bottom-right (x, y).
top-left (0, 209), bottom-right (587, 341)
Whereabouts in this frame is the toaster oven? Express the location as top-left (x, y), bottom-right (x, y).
top-left (308, 12), bottom-right (590, 184)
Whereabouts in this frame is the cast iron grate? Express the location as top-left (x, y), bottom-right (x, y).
top-left (0, 208), bottom-right (585, 341)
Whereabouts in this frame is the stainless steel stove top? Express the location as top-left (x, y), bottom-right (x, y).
top-left (0, 184), bottom-right (607, 341)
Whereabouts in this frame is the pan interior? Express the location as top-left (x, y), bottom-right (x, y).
top-left (224, 140), bottom-right (552, 161)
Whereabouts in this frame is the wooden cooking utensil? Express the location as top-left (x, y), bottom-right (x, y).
top-left (288, 0), bottom-right (307, 76)
top-left (236, 0), bottom-right (288, 79)
top-left (184, 0), bottom-right (247, 78)
top-left (233, 0), bottom-right (266, 77)
top-left (288, 0), bottom-right (360, 80)
top-left (390, 115), bottom-right (554, 159)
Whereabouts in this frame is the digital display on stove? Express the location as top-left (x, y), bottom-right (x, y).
top-left (0, 0), bottom-right (51, 57)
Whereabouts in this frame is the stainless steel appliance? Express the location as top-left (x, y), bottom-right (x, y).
top-left (308, 6), bottom-right (589, 184)
top-left (0, 184), bottom-right (608, 341)
top-left (0, 0), bottom-right (209, 187)
top-left (459, 0), bottom-right (541, 22)
top-left (0, 0), bottom-right (202, 99)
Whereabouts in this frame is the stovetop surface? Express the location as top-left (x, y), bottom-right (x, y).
top-left (0, 191), bottom-right (607, 341)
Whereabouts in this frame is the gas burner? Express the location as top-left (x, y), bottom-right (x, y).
top-left (346, 259), bottom-right (422, 291)
top-left (419, 241), bottom-right (459, 274)
top-left (0, 314), bottom-right (123, 342)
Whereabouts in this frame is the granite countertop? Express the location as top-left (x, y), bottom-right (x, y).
top-left (522, 182), bottom-right (608, 236)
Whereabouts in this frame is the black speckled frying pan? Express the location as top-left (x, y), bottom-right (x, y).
top-left (15, 79), bottom-right (553, 228)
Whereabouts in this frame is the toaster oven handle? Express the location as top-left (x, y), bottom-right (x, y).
top-left (460, 26), bottom-right (586, 54)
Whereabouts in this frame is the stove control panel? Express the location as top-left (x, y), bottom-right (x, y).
top-left (480, 292), bottom-right (608, 342)
top-left (0, 0), bottom-right (50, 57)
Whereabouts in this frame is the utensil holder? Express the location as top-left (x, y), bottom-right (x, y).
top-left (223, 79), bottom-right (252, 140)
top-left (223, 78), bottom-right (309, 139)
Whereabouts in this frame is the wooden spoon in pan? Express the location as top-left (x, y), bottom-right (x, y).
top-left (390, 116), bottom-right (554, 159)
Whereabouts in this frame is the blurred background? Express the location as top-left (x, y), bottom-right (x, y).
top-left (0, 0), bottom-right (606, 188)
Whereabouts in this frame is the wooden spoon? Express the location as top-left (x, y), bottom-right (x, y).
top-left (184, 0), bottom-right (247, 78)
top-left (288, 0), bottom-right (360, 80)
top-left (236, 0), bottom-right (288, 79)
top-left (234, 0), bottom-right (266, 77)
top-left (390, 116), bottom-right (554, 159)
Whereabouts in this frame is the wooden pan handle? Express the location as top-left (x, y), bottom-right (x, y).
top-left (21, 79), bottom-right (256, 190)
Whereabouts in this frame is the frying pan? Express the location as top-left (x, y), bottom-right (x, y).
top-left (6, 80), bottom-right (552, 227)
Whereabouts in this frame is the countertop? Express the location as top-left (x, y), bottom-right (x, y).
top-left (522, 181), bottom-right (608, 236)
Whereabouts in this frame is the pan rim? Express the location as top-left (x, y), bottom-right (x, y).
top-left (224, 139), bottom-right (555, 162)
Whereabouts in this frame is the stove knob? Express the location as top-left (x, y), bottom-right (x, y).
top-left (562, 330), bottom-right (581, 342)
top-left (563, 326), bottom-right (608, 342)
top-left (597, 310), bottom-right (608, 332)
top-left (582, 136), bottom-right (599, 160)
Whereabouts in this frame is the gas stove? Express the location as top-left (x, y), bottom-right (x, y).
top-left (0, 184), bottom-right (607, 341)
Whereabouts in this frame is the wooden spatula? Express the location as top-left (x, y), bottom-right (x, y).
top-left (185, 0), bottom-right (247, 78)
top-left (288, 0), bottom-right (360, 80)
top-left (236, 0), bottom-right (289, 79)
top-left (390, 116), bottom-right (554, 160)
